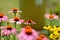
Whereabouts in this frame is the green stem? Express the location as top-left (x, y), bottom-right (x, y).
top-left (50, 20), bottom-right (53, 26)
top-left (8, 36), bottom-right (10, 40)
top-left (0, 20), bottom-right (2, 40)
top-left (13, 35), bottom-right (16, 40)
top-left (4, 36), bottom-right (10, 40)
top-left (7, 22), bottom-right (9, 25)
top-left (0, 29), bottom-right (1, 40)
top-left (17, 24), bottom-right (21, 33)
top-left (0, 20), bottom-right (2, 26)
top-left (14, 22), bottom-right (16, 28)
top-left (14, 12), bottom-right (16, 17)
top-left (4, 38), bottom-right (5, 40)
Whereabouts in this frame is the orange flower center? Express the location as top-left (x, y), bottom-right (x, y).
top-left (36, 37), bottom-right (42, 40)
top-left (12, 8), bottom-right (17, 12)
top-left (25, 26), bottom-right (32, 35)
top-left (0, 13), bottom-right (4, 18)
top-left (6, 25), bottom-right (12, 30)
top-left (14, 16), bottom-right (19, 21)
top-left (39, 34), bottom-right (45, 39)
top-left (27, 20), bottom-right (33, 23)
top-left (49, 15), bottom-right (54, 19)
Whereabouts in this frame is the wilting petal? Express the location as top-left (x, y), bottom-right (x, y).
top-left (11, 28), bottom-right (17, 34)
top-left (2, 16), bottom-right (8, 21)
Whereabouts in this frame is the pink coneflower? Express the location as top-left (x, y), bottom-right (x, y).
top-left (0, 13), bottom-right (8, 22)
top-left (44, 13), bottom-right (59, 20)
top-left (9, 8), bottom-right (22, 13)
top-left (24, 19), bottom-right (36, 25)
top-left (1, 25), bottom-right (17, 36)
top-left (36, 34), bottom-right (48, 40)
top-left (17, 26), bottom-right (39, 40)
top-left (9, 16), bottom-right (24, 24)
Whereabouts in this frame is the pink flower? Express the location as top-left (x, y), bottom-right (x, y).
top-left (24, 19), bottom-right (36, 25)
top-left (9, 16), bottom-right (24, 24)
top-left (44, 13), bottom-right (59, 20)
top-left (0, 13), bottom-right (8, 22)
top-left (9, 8), bottom-right (22, 13)
top-left (36, 34), bottom-right (48, 40)
top-left (0, 25), bottom-right (17, 36)
top-left (17, 26), bottom-right (39, 40)
top-left (42, 37), bottom-right (48, 40)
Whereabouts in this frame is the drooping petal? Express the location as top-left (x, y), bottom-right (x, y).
top-left (24, 22), bottom-right (29, 24)
top-left (2, 16), bottom-right (8, 21)
top-left (1, 30), bottom-right (6, 36)
top-left (44, 13), bottom-right (50, 19)
top-left (17, 10), bottom-right (22, 13)
top-left (9, 19), bottom-right (15, 23)
top-left (53, 15), bottom-right (59, 19)
top-left (11, 28), bottom-right (17, 34)
top-left (24, 22), bottom-right (36, 25)
top-left (32, 29), bottom-right (39, 38)
top-left (17, 28), bottom-right (39, 40)
top-left (0, 18), bottom-right (2, 22)
top-left (4, 30), bottom-right (11, 36)
top-left (8, 10), bottom-right (13, 13)
top-left (32, 22), bottom-right (36, 24)
top-left (17, 29), bottom-right (25, 40)
top-left (19, 19), bottom-right (24, 23)
top-left (0, 26), bottom-right (6, 30)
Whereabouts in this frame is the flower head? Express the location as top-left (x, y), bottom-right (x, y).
top-left (49, 26), bottom-right (59, 31)
top-left (9, 8), bottom-right (22, 13)
top-left (9, 16), bottom-right (24, 24)
top-left (24, 19), bottom-right (36, 25)
top-left (44, 13), bottom-right (59, 20)
top-left (49, 34), bottom-right (57, 39)
top-left (14, 16), bottom-right (20, 21)
top-left (1, 25), bottom-right (17, 36)
top-left (25, 26), bottom-right (32, 35)
top-left (36, 34), bottom-right (48, 40)
top-left (17, 26), bottom-right (39, 40)
top-left (53, 27), bottom-right (60, 36)
top-left (0, 13), bottom-right (8, 22)
top-left (43, 26), bottom-right (51, 30)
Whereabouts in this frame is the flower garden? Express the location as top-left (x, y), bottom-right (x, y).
top-left (0, 0), bottom-right (60, 40)
top-left (0, 8), bottom-right (60, 40)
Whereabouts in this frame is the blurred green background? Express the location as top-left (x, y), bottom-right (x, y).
top-left (0, 0), bottom-right (60, 31)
